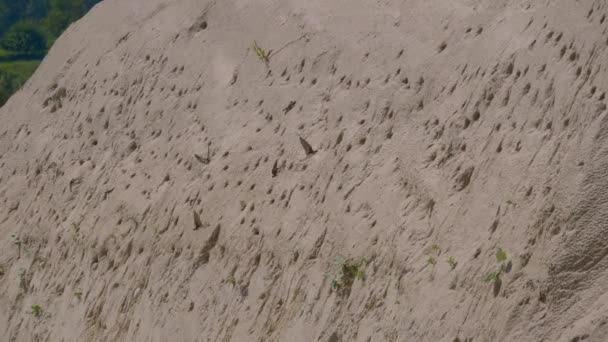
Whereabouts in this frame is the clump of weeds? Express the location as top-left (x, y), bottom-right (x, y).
top-left (327, 256), bottom-right (368, 296)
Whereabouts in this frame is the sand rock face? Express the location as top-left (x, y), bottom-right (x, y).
top-left (2, 0), bottom-right (608, 340)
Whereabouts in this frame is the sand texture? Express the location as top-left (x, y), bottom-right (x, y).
top-left (2, 0), bottom-right (608, 341)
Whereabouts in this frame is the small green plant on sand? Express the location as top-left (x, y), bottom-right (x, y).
top-left (31, 304), bottom-right (42, 318)
top-left (447, 257), bottom-right (458, 270)
top-left (252, 40), bottom-right (272, 65)
top-left (227, 275), bottom-right (236, 286)
top-left (11, 234), bottom-right (21, 246)
top-left (11, 234), bottom-right (22, 258)
top-left (430, 244), bottom-right (441, 254)
top-left (427, 257), bottom-right (437, 266)
top-left (327, 256), bottom-right (368, 296)
top-left (483, 248), bottom-right (508, 283)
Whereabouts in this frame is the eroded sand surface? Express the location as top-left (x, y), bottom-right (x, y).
top-left (2, 0), bottom-right (608, 341)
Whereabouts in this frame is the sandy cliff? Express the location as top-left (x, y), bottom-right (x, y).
top-left (2, 0), bottom-right (608, 341)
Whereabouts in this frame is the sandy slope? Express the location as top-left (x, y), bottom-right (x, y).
top-left (2, 0), bottom-right (608, 341)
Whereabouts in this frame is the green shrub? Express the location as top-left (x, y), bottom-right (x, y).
top-left (252, 40), bottom-right (272, 65)
top-left (0, 21), bottom-right (46, 55)
top-left (327, 256), bottom-right (368, 296)
top-left (447, 257), bottom-right (458, 270)
top-left (482, 248), bottom-right (508, 284)
top-left (31, 304), bottom-right (42, 318)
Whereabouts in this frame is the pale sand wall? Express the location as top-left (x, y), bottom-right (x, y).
top-left (1, 0), bottom-right (608, 341)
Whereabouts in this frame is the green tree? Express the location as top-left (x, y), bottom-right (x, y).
top-left (1, 21), bottom-right (46, 54)
top-left (0, 0), bottom-right (101, 108)
top-left (0, 0), bottom-right (48, 36)
top-left (43, 0), bottom-right (87, 38)
top-left (0, 70), bottom-right (17, 105)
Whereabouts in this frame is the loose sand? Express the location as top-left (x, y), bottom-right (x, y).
top-left (2, 0), bottom-right (608, 341)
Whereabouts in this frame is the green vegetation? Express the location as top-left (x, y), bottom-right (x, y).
top-left (0, 0), bottom-right (101, 106)
top-left (425, 244), bottom-right (441, 269)
top-left (327, 256), bottom-right (368, 296)
top-left (482, 248), bottom-right (508, 283)
top-left (430, 244), bottom-right (441, 254)
top-left (447, 257), bottom-right (458, 270)
top-left (30, 304), bottom-right (42, 318)
top-left (1, 21), bottom-right (46, 55)
top-left (0, 59), bottom-right (40, 76)
top-left (0, 60), bottom-right (40, 104)
top-left (10, 233), bottom-right (21, 246)
top-left (227, 275), bottom-right (236, 286)
top-left (252, 40), bottom-right (272, 65)
top-left (43, 0), bottom-right (100, 40)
